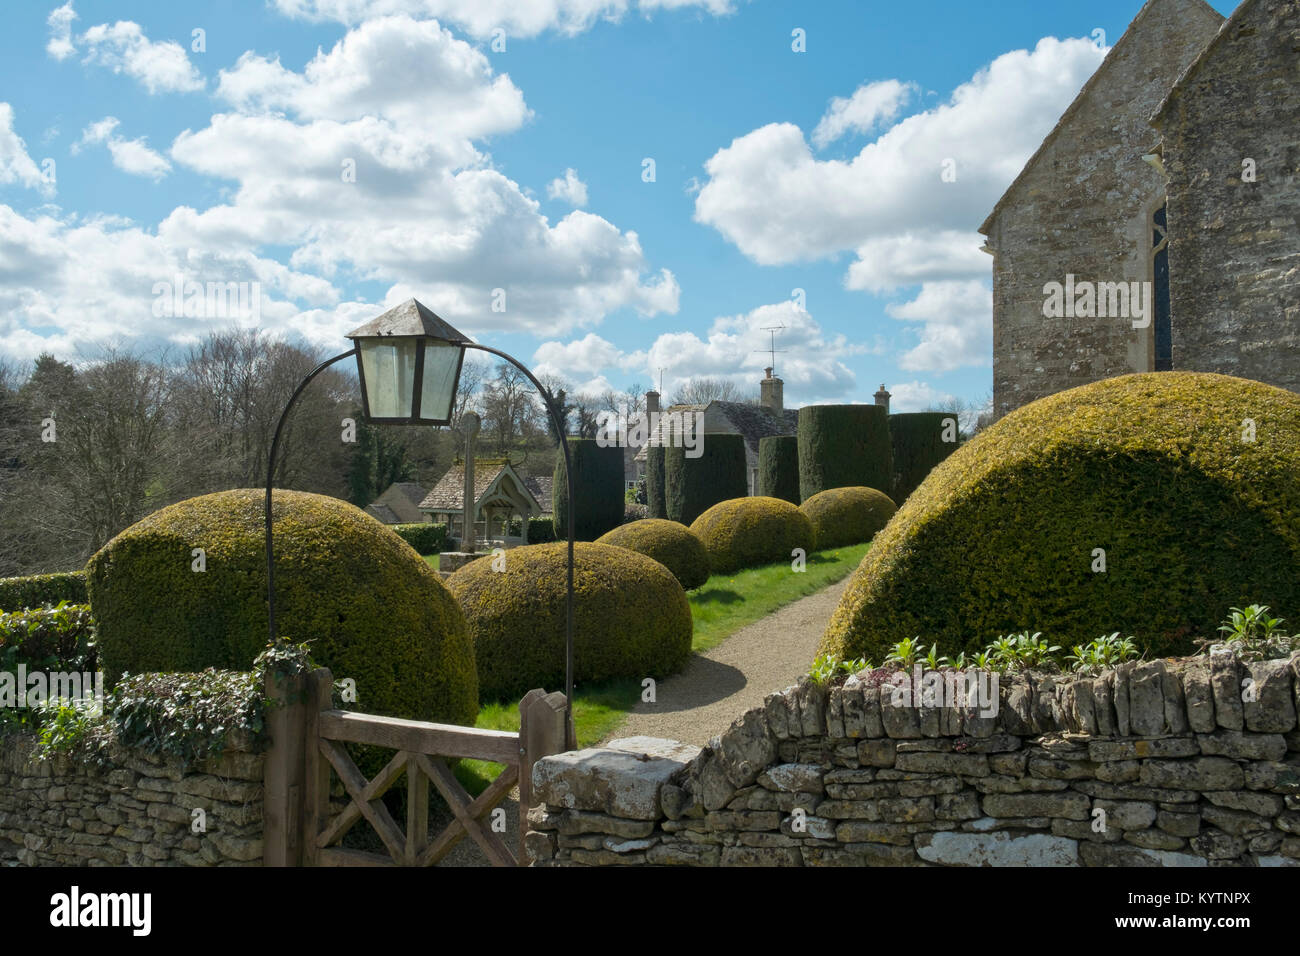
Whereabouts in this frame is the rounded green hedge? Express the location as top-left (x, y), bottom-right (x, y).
top-left (689, 496), bottom-right (815, 574)
top-left (391, 522), bottom-right (448, 556)
top-left (596, 519), bottom-right (711, 590)
top-left (86, 489), bottom-right (478, 727)
top-left (0, 571), bottom-right (88, 611)
top-left (798, 404), bottom-right (893, 503)
top-left (820, 373), bottom-right (1300, 665)
top-left (645, 444), bottom-right (667, 519)
top-left (889, 412), bottom-right (960, 503)
top-left (553, 437), bottom-right (624, 541)
top-left (666, 433), bottom-right (748, 526)
top-left (758, 435), bottom-right (800, 504)
top-left (447, 542), bottom-right (692, 701)
top-left (800, 486), bottom-right (897, 550)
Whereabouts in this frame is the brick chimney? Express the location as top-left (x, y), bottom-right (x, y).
top-left (645, 389), bottom-right (660, 415)
top-left (760, 367), bottom-right (784, 416)
top-left (873, 383), bottom-right (891, 414)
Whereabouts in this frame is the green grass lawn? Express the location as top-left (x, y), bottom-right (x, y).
top-left (454, 541), bottom-right (870, 793)
top-left (423, 554), bottom-right (439, 571)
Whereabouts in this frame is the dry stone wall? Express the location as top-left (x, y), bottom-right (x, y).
top-left (527, 652), bottom-right (1300, 866)
top-left (0, 733), bottom-right (264, 867)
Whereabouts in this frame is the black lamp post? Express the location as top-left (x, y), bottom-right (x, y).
top-left (265, 298), bottom-right (577, 734)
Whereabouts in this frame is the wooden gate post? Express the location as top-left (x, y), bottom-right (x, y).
top-left (262, 669), bottom-right (308, 867)
top-left (517, 689), bottom-right (568, 865)
top-left (301, 667), bottom-right (334, 867)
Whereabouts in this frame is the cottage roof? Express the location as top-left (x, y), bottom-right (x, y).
top-left (418, 459), bottom-right (542, 513)
top-left (632, 401), bottom-right (797, 462)
top-left (364, 503), bottom-right (401, 524)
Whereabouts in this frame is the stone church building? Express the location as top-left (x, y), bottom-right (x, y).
top-left (981, 0), bottom-right (1299, 418)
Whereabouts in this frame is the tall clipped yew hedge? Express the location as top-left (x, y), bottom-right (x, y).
top-left (758, 435), bottom-right (800, 504)
top-left (665, 433), bottom-right (748, 526)
top-left (552, 437), bottom-right (625, 541)
top-left (820, 373), bottom-right (1300, 666)
top-left (646, 444), bottom-right (667, 519)
top-left (889, 412), bottom-right (959, 502)
top-left (86, 489), bottom-right (478, 728)
top-left (798, 404), bottom-right (892, 503)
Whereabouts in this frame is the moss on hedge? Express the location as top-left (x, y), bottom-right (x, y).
top-left (798, 404), bottom-right (892, 503)
top-left (447, 542), bottom-right (692, 702)
top-left (646, 445), bottom-right (667, 520)
top-left (666, 433), bottom-right (748, 526)
top-left (553, 438), bottom-right (625, 541)
top-left (0, 572), bottom-right (88, 611)
top-left (596, 519), bottom-right (711, 590)
top-left (86, 489), bottom-right (477, 728)
top-left (889, 412), bottom-right (959, 502)
top-left (820, 373), bottom-right (1300, 665)
top-left (800, 486), bottom-right (897, 550)
top-left (758, 435), bottom-right (800, 504)
top-left (689, 496), bottom-right (814, 575)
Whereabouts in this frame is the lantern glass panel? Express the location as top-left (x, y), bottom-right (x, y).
top-left (419, 341), bottom-right (461, 422)
top-left (359, 339), bottom-right (416, 418)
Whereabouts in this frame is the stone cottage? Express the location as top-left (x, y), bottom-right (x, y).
top-left (1150, 0), bottom-right (1300, 392)
top-left (362, 481), bottom-right (429, 525)
top-left (634, 369), bottom-right (797, 496)
top-left (980, 0), bottom-right (1226, 418)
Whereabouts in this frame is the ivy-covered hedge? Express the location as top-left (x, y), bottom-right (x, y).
top-left (447, 542), bottom-right (693, 701)
top-left (758, 435), bottom-right (800, 504)
top-left (0, 603), bottom-right (97, 672)
top-left (391, 522), bottom-right (448, 555)
top-left (596, 519), bottom-right (711, 590)
top-left (85, 489), bottom-right (478, 728)
top-left (666, 433), bottom-right (748, 526)
top-left (889, 412), bottom-right (959, 502)
top-left (798, 405), bottom-right (892, 503)
top-left (553, 438), bottom-right (625, 541)
top-left (799, 486), bottom-right (897, 550)
top-left (645, 445), bottom-right (667, 519)
top-left (820, 373), bottom-right (1300, 665)
top-left (689, 496), bottom-right (815, 575)
top-left (0, 571), bottom-right (88, 611)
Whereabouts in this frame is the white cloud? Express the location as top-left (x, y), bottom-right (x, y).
top-left (4, 13), bottom-right (677, 359)
top-left (845, 231), bottom-right (989, 295)
top-left (886, 280), bottom-right (992, 372)
top-left (546, 168), bottom-right (588, 207)
top-left (0, 104), bottom-right (52, 196)
top-left (0, 205), bottom-right (343, 362)
top-left (886, 380), bottom-right (958, 413)
top-left (50, 6), bottom-right (204, 94)
top-left (532, 300), bottom-right (865, 406)
top-left (74, 117), bottom-right (172, 180)
top-left (811, 79), bottom-right (915, 149)
top-left (271, 0), bottom-right (737, 38)
top-left (694, 36), bottom-right (1107, 288)
top-left (46, 3), bottom-right (78, 61)
top-left (534, 332), bottom-right (624, 378)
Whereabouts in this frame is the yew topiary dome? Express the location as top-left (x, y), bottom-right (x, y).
top-left (819, 373), bottom-right (1300, 665)
top-left (596, 519), bottom-right (711, 590)
top-left (86, 489), bottom-right (478, 727)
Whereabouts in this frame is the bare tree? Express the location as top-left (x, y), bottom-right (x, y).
top-left (669, 376), bottom-right (753, 406)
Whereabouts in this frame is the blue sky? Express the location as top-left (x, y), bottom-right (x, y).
top-left (0, 0), bottom-right (1239, 412)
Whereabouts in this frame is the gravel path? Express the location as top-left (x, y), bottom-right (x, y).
top-left (600, 577), bottom-right (849, 747)
top-left (440, 577), bottom-right (847, 865)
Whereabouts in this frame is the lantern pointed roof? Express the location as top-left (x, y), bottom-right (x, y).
top-left (346, 298), bottom-right (471, 343)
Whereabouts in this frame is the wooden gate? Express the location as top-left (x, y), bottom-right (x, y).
top-left (263, 667), bottom-right (569, 867)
